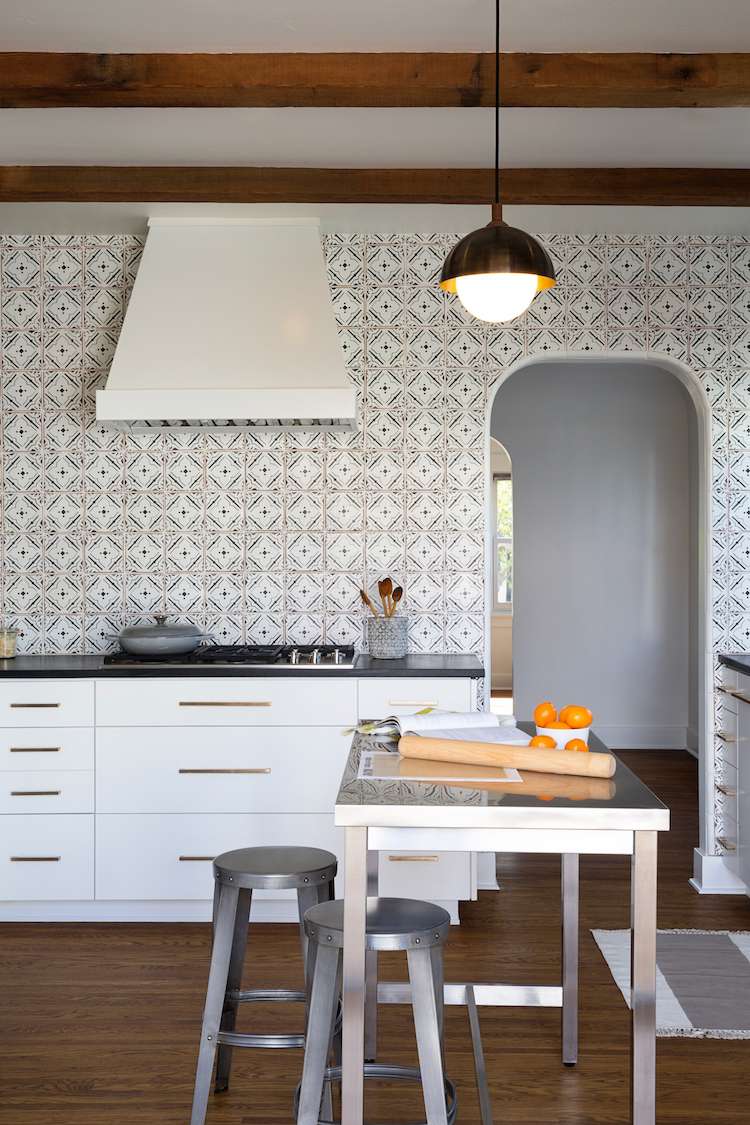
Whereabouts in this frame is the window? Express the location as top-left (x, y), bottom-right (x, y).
top-left (494, 475), bottom-right (513, 612)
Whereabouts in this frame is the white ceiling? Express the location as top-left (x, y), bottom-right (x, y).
top-left (1, 0), bottom-right (749, 52)
top-left (2, 107), bottom-right (748, 168)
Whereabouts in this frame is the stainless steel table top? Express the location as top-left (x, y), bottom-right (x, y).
top-left (334, 728), bottom-right (670, 832)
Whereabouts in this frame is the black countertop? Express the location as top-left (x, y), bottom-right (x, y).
top-left (719, 653), bottom-right (750, 676)
top-left (0, 653), bottom-right (484, 679)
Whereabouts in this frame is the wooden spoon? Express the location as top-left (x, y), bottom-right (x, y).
top-left (360, 588), bottom-right (379, 616)
top-left (390, 586), bottom-right (403, 616)
top-left (382, 576), bottom-right (393, 616)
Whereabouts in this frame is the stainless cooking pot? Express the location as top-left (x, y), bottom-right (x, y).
top-left (114, 615), bottom-right (210, 657)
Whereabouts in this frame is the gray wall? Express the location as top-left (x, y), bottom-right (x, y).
top-left (491, 360), bottom-right (695, 749)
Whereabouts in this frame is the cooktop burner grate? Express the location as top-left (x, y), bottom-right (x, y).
top-left (103, 643), bottom-right (356, 667)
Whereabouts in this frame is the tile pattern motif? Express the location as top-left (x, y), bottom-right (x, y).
top-left (0, 232), bottom-right (749, 851)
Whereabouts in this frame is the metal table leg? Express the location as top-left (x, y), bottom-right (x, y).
top-left (365, 848), bottom-right (379, 1062)
top-left (341, 826), bottom-right (368, 1125)
top-left (561, 853), bottom-right (579, 1065)
top-left (631, 831), bottom-right (658, 1125)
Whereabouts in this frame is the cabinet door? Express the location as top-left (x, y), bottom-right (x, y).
top-left (357, 678), bottom-right (472, 720)
top-left (737, 695), bottom-right (750, 892)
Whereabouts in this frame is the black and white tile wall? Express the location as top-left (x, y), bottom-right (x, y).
top-left (0, 231), bottom-right (749, 843)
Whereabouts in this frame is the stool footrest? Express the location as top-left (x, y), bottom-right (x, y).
top-left (229, 987), bottom-right (306, 1004)
top-left (217, 1029), bottom-right (306, 1050)
top-left (294, 1063), bottom-right (458, 1125)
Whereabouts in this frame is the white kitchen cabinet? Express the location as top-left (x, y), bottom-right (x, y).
top-left (97, 677), bottom-right (356, 727)
top-left (0, 671), bottom-right (480, 920)
top-left (96, 726), bottom-right (349, 813)
top-left (0, 680), bottom-right (94, 727)
top-left (1, 814), bottom-right (94, 901)
top-left (358, 678), bottom-right (472, 719)
top-left (0, 771), bottom-right (94, 814)
top-left (96, 812), bottom-right (343, 900)
top-left (0, 727), bottom-right (94, 771)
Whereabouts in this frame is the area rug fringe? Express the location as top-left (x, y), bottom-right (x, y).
top-left (656, 1027), bottom-right (750, 1039)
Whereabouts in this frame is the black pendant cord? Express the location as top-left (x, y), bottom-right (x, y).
top-left (493, 0), bottom-right (502, 221)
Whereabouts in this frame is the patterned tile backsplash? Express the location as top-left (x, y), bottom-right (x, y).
top-left (0, 230), bottom-right (749, 847)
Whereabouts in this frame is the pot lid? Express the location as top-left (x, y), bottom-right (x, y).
top-left (120, 615), bottom-right (202, 639)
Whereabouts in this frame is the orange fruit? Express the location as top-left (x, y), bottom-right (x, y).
top-left (529, 734), bottom-right (557, 749)
top-left (547, 720), bottom-right (571, 729)
top-left (565, 738), bottom-right (589, 753)
top-left (533, 701), bottom-right (557, 727)
top-left (561, 705), bottom-right (592, 729)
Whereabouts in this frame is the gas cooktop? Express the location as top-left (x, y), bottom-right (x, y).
top-left (103, 644), bottom-right (356, 668)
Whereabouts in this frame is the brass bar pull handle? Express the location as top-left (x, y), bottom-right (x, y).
top-left (725, 690), bottom-right (750, 705)
top-left (717, 836), bottom-right (737, 851)
top-left (179, 855), bottom-right (214, 862)
top-left (387, 855), bottom-right (439, 863)
top-left (179, 701), bottom-right (271, 708)
top-left (11, 789), bottom-right (61, 797)
top-left (716, 731), bottom-right (737, 743)
top-left (387, 701), bottom-right (438, 708)
top-left (11, 856), bottom-right (61, 862)
top-left (10, 747), bottom-right (61, 753)
top-left (716, 784), bottom-right (737, 797)
top-left (178, 768), bottom-right (271, 775)
top-left (9, 702), bottom-right (60, 709)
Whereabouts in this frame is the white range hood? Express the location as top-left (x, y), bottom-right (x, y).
top-left (96, 217), bottom-right (356, 430)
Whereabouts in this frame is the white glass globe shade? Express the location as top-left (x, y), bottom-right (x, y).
top-left (455, 271), bottom-right (538, 323)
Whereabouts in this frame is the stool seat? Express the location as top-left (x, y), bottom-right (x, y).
top-left (214, 845), bottom-right (338, 891)
top-left (304, 896), bottom-right (450, 951)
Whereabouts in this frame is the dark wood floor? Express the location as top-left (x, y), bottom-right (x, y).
top-left (1, 751), bottom-right (749, 1125)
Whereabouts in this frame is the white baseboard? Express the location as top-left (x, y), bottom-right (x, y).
top-left (686, 725), bottom-right (699, 758)
top-left (596, 724), bottom-right (688, 750)
top-left (0, 897), bottom-right (461, 924)
top-left (690, 849), bottom-right (748, 895)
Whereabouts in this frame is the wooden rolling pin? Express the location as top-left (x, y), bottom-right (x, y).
top-left (398, 734), bottom-right (616, 779)
top-left (397, 757), bottom-right (616, 801)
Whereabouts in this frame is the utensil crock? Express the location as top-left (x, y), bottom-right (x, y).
top-left (367, 615), bottom-right (408, 660)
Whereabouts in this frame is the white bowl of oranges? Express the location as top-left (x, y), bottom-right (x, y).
top-left (532, 701), bottom-right (593, 752)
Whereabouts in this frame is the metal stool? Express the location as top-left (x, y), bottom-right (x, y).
top-left (296, 897), bottom-right (457, 1125)
top-left (190, 845), bottom-right (338, 1125)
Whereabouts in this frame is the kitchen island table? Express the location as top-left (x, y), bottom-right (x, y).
top-left (334, 730), bottom-right (669, 1125)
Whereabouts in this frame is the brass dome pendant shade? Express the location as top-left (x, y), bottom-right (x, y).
top-left (439, 2), bottom-right (556, 323)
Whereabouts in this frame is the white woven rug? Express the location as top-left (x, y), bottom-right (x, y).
top-left (592, 928), bottom-right (750, 1039)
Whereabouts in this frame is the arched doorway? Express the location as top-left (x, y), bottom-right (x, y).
top-left (484, 352), bottom-right (714, 879)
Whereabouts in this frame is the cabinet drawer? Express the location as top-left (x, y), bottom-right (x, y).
top-left (0, 680), bottom-right (94, 727)
top-left (0, 771), bottom-right (94, 814)
top-left (96, 813), bottom-right (342, 899)
top-left (96, 678), bottom-right (356, 727)
top-left (97, 727), bottom-right (350, 813)
top-left (357, 678), bottom-right (472, 720)
top-left (1, 815), bottom-right (94, 900)
top-left (378, 850), bottom-right (472, 901)
top-left (0, 728), bottom-right (94, 771)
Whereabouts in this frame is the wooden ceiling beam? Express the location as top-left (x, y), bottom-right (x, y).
top-left (1, 52), bottom-right (749, 109)
top-left (0, 166), bottom-right (748, 206)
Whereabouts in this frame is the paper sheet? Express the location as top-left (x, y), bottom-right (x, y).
top-left (357, 749), bottom-right (522, 784)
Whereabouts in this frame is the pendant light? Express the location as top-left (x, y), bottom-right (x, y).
top-left (439, 0), bottom-right (556, 323)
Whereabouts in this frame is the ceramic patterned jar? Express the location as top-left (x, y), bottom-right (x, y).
top-left (367, 615), bottom-right (408, 659)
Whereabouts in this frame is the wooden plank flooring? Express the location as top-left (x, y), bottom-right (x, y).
top-left (1, 751), bottom-right (748, 1124)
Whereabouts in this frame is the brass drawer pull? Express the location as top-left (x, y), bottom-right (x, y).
top-left (179, 855), bottom-right (214, 862)
top-left (11, 789), bottom-right (61, 797)
top-left (726, 690), bottom-right (750, 705)
top-left (717, 836), bottom-right (737, 852)
top-left (10, 855), bottom-right (61, 862)
top-left (179, 700), bottom-right (271, 708)
top-left (716, 784), bottom-right (737, 797)
top-left (716, 731), bottom-right (737, 743)
top-left (387, 855), bottom-right (439, 863)
top-left (387, 701), bottom-right (438, 708)
top-left (10, 746), bottom-right (61, 753)
top-left (178, 768), bottom-right (271, 775)
top-left (10, 702), bottom-right (60, 709)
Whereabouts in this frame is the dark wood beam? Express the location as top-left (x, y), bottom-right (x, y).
top-left (0, 166), bottom-right (748, 206)
top-left (1, 52), bottom-right (749, 109)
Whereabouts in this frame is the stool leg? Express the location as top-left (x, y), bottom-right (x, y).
top-left (214, 887), bottom-right (252, 1094)
top-left (407, 947), bottom-right (448, 1125)
top-left (297, 884), bottom-right (321, 981)
top-left (430, 945), bottom-right (445, 1047)
top-left (297, 945), bottom-right (340, 1125)
top-left (190, 883), bottom-right (239, 1125)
